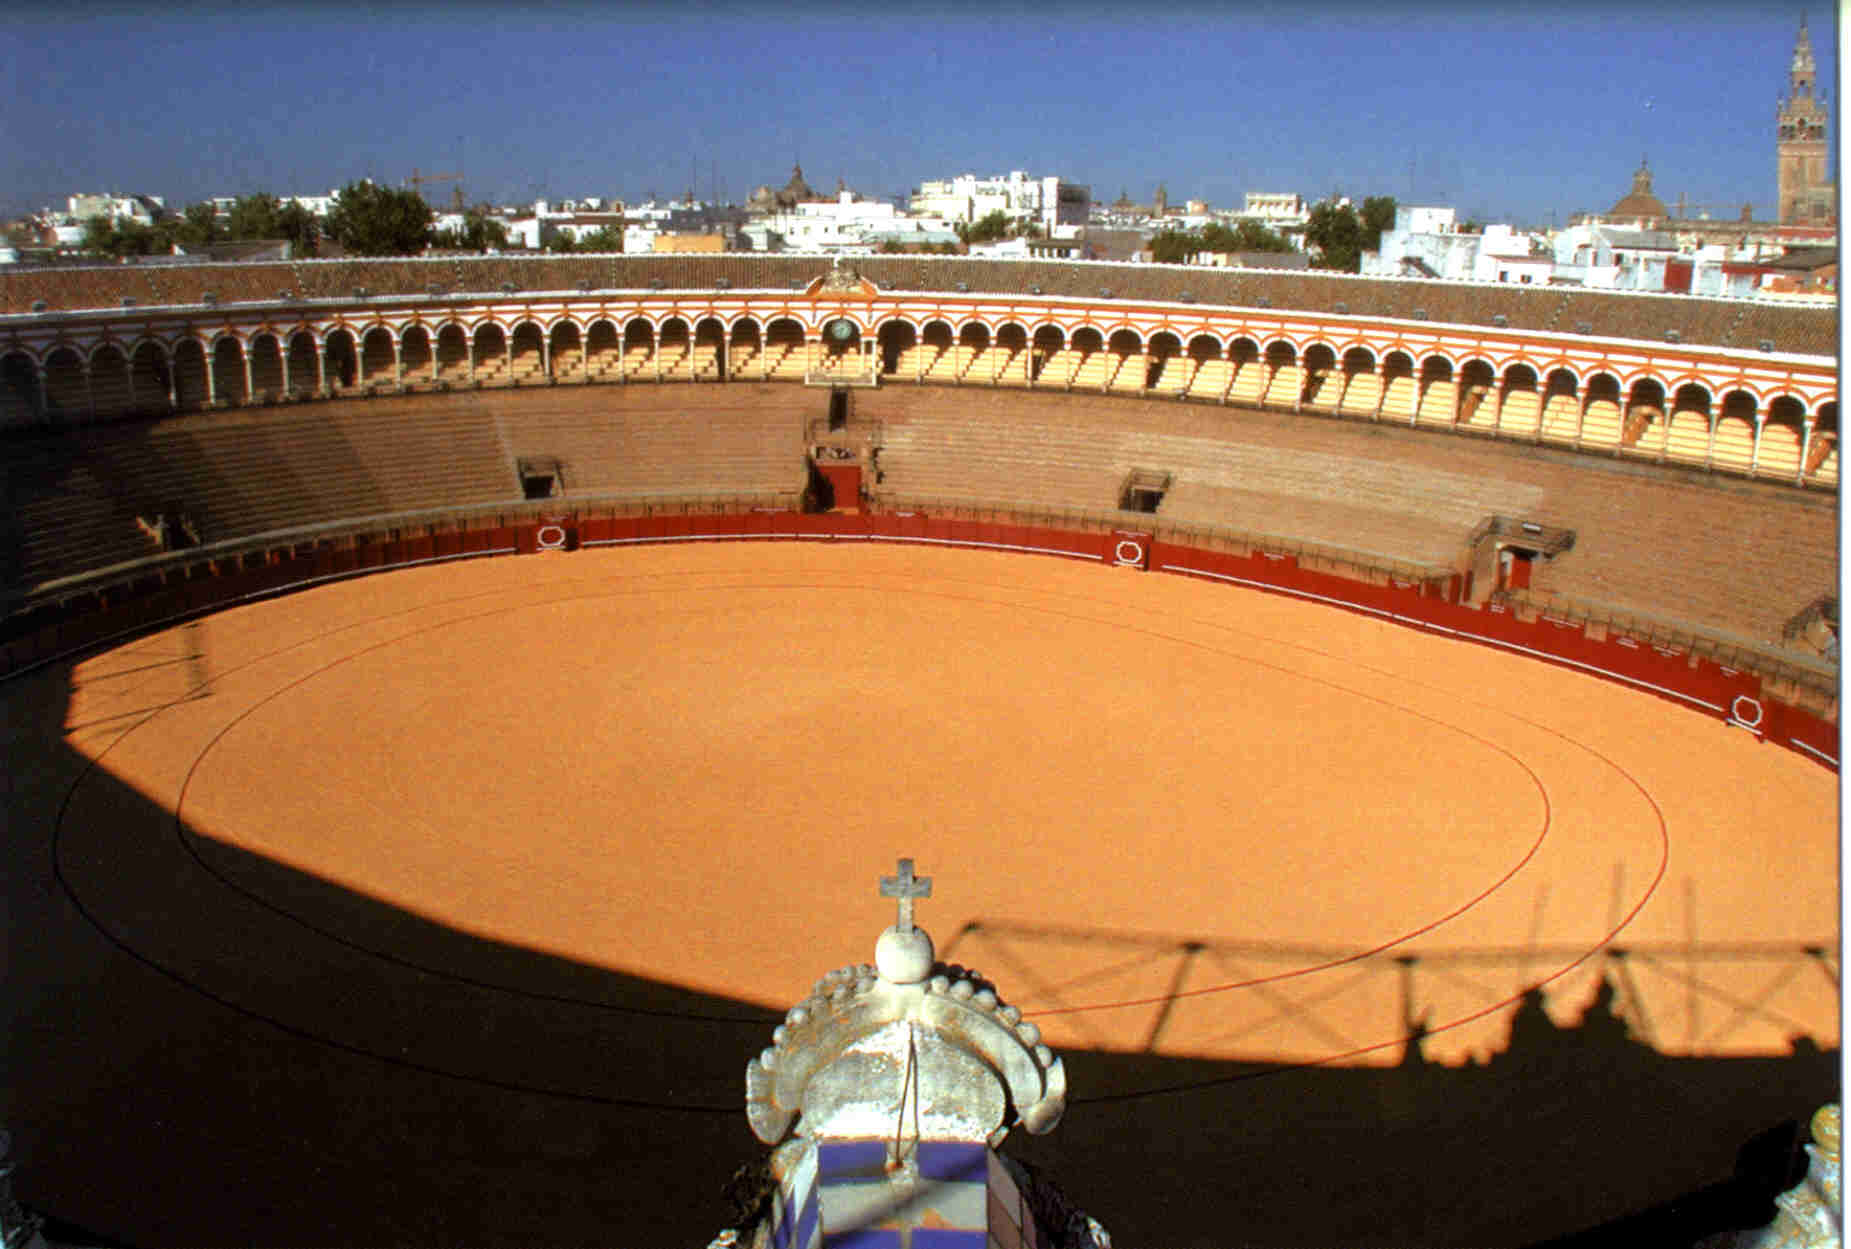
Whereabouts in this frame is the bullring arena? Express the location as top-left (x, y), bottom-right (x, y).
top-left (0, 255), bottom-right (1838, 1247)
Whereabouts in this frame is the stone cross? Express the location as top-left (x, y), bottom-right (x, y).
top-left (880, 858), bottom-right (932, 934)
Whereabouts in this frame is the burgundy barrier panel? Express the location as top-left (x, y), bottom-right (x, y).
top-left (1112, 530), bottom-right (1153, 569)
top-left (514, 524), bottom-right (540, 554)
top-left (488, 526), bottom-right (518, 552)
top-left (577, 517), bottom-right (613, 544)
top-left (703, 513), bottom-right (750, 539)
top-left (356, 543), bottom-right (387, 569)
top-left (403, 536), bottom-right (435, 562)
top-left (433, 531), bottom-right (463, 558)
top-left (1763, 700), bottom-right (1838, 765)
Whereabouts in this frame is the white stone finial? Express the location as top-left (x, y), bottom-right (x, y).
top-left (877, 858), bottom-right (936, 983)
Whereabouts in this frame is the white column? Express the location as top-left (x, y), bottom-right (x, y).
top-left (1749, 412), bottom-right (1765, 475)
top-left (202, 342), bottom-right (217, 408)
top-left (241, 340), bottom-right (255, 403)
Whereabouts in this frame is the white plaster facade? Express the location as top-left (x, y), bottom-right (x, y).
top-left (910, 171), bottom-right (1089, 233)
top-left (66, 194), bottom-right (164, 225)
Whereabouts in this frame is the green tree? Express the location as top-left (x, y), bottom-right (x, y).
top-left (276, 200), bottom-right (320, 256)
top-left (573, 224), bottom-right (621, 251)
top-left (326, 180), bottom-right (433, 256)
top-left (1148, 227), bottom-right (1199, 264)
top-left (956, 209), bottom-right (1012, 244)
top-left (431, 211), bottom-right (509, 253)
top-left (1360, 196), bottom-right (1397, 253)
top-left (226, 193), bottom-right (281, 240)
top-left (172, 201), bottom-right (221, 248)
top-left (81, 215), bottom-right (119, 255)
top-left (1305, 201), bottom-right (1363, 271)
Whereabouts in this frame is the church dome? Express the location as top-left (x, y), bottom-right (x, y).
top-left (1609, 159), bottom-right (1668, 221)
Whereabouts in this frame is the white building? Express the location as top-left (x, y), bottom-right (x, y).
top-left (1363, 205), bottom-right (1478, 279)
top-left (909, 171), bottom-right (1089, 234)
top-left (1473, 224), bottom-right (1553, 284)
top-left (750, 190), bottom-right (957, 253)
top-left (285, 193), bottom-right (339, 219)
top-left (1549, 224), bottom-right (1679, 290)
top-left (1240, 192), bottom-right (1309, 227)
top-left (66, 193), bottom-right (164, 224)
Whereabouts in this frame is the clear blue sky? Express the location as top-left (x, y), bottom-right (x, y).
top-left (1, 1), bottom-right (1833, 227)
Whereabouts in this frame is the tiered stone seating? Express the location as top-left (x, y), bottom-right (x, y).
top-left (551, 340), bottom-right (586, 382)
top-left (1756, 421), bottom-right (1804, 479)
top-left (248, 340), bottom-right (287, 401)
top-left (861, 385), bottom-right (1834, 646)
top-left (991, 346), bottom-right (1030, 387)
top-left (656, 342), bottom-right (693, 381)
top-left (473, 351), bottom-right (510, 386)
top-left (1106, 353), bottom-right (1146, 394)
top-left (1187, 358), bottom-right (1233, 402)
top-left (1378, 372), bottom-right (1417, 421)
top-left (766, 341), bottom-right (809, 381)
top-left (689, 343), bottom-right (722, 381)
top-left (1496, 387), bottom-right (1541, 439)
top-left (1333, 371), bottom-right (1376, 416)
top-left (359, 334), bottom-right (397, 388)
top-left (86, 352), bottom-right (135, 420)
top-left (1710, 415), bottom-right (1756, 473)
top-left (1070, 349), bottom-right (1111, 390)
top-left (958, 346), bottom-right (997, 385)
top-left (1455, 385), bottom-right (1496, 434)
top-left (1150, 355), bottom-right (1194, 397)
top-left (1578, 397), bottom-right (1624, 451)
top-left (725, 342), bottom-right (761, 380)
top-left (1037, 347), bottom-right (1081, 388)
top-left (1537, 391), bottom-right (1580, 445)
top-left (1619, 407), bottom-right (1667, 459)
top-left (1, 392), bottom-right (515, 591)
top-left (1302, 368), bottom-right (1341, 411)
top-left (495, 385), bottom-right (809, 499)
top-left (1662, 410), bottom-right (1711, 466)
top-left (1805, 438), bottom-right (1837, 487)
top-left (1227, 357), bottom-right (1266, 406)
top-left (1415, 379), bottom-right (1455, 427)
top-left (1261, 362), bottom-right (1300, 408)
top-left (619, 343), bottom-right (654, 381)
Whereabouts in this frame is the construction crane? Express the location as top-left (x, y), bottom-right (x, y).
top-left (406, 169), bottom-right (465, 212)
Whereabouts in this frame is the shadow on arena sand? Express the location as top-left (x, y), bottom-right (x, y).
top-left (2, 663), bottom-right (1835, 1249)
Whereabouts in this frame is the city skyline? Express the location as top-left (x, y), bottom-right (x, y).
top-left (3, 1), bottom-right (1834, 228)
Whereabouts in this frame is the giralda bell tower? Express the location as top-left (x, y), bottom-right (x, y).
top-left (1777, 16), bottom-right (1834, 225)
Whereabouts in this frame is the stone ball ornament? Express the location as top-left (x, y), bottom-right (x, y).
top-left (875, 924), bottom-right (935, 983)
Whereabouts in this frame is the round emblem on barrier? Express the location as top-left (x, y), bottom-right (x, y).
top-left (537, 524), bottom-right (567, 550)
top-left (1729, 695), bottom-right (1764, 729)
top-left (1114, 539), bottom-right (1145, 566)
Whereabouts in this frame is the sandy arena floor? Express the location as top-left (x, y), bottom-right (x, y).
top-left (40, 541), bottom-right (1838, 1074)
